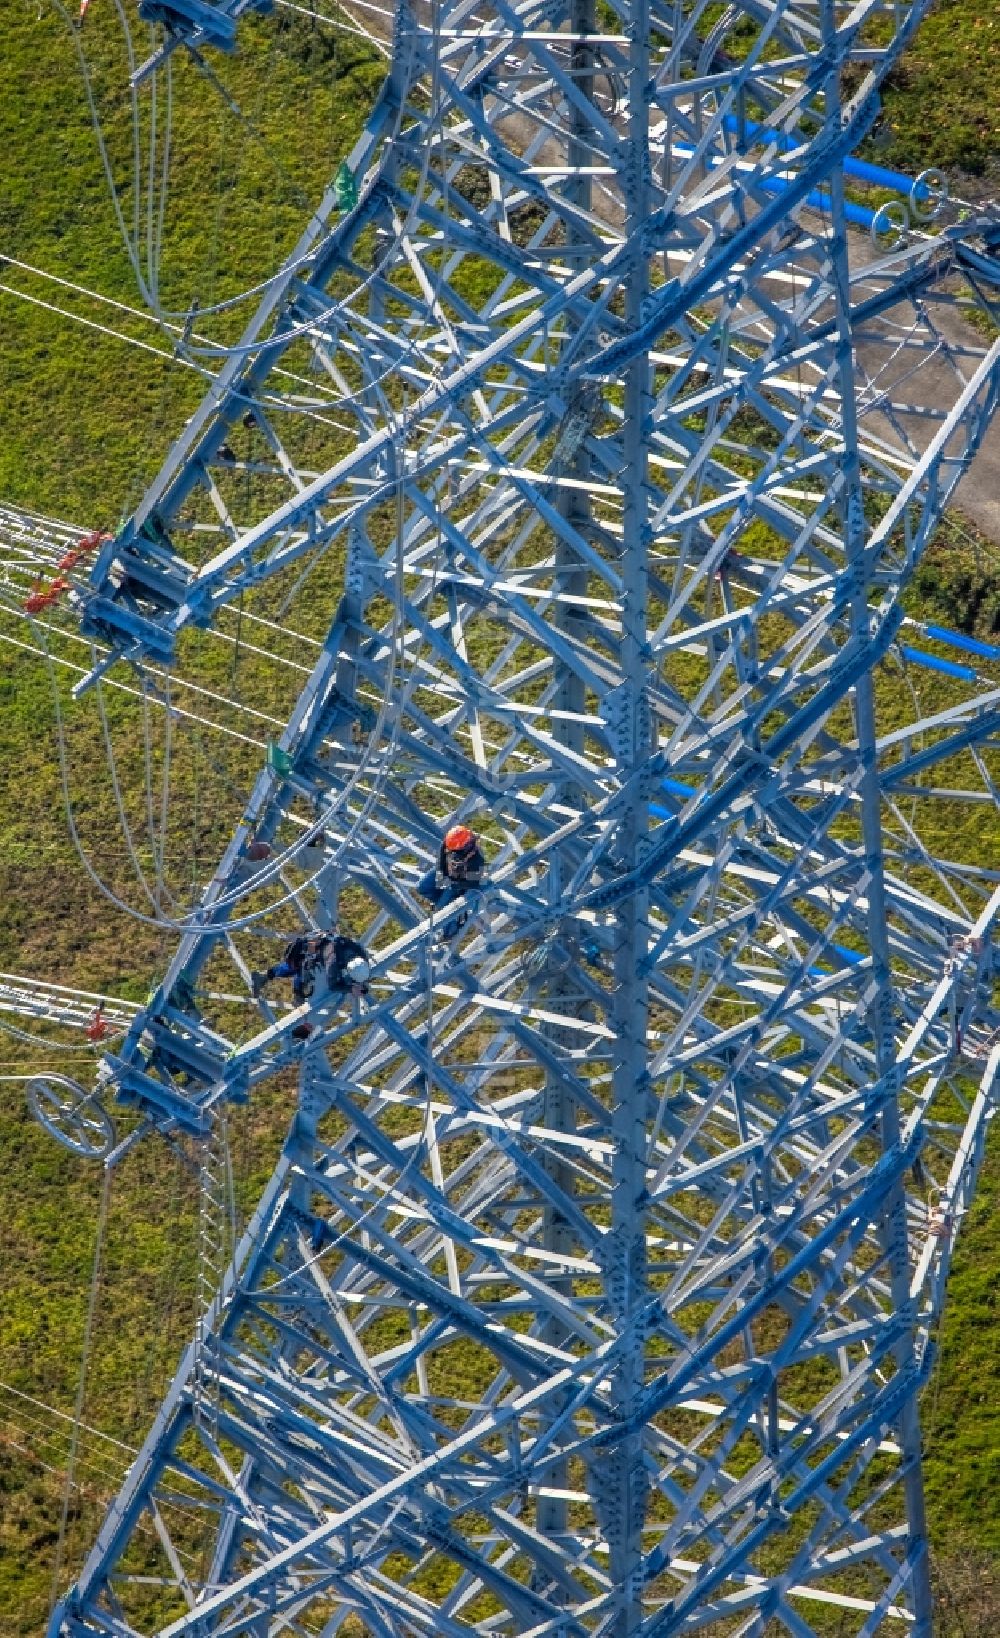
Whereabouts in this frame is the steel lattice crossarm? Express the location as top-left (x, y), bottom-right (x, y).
top-left (22, 0), bottom-right (1000, 1628)
top-left (66, 0), bottom-right (1000, 672)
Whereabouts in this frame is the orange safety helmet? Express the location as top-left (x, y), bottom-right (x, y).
top-left (444, 823), bottom-right (476, 854)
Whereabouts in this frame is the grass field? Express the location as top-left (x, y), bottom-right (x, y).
top-left (1, 0), bottom-right (1000, 1633)
top-left (871, 0), bottom-right (1000, 180)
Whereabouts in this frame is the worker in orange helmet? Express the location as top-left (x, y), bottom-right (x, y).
top-left (417, 822), bottom-right (486, 936)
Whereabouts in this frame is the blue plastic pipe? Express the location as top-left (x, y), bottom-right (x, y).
top-left (924, 623), bottom-right (1000, 662)
top-left (721, 113), bottom-right (917, 196)
top-left (758, 173), bottom-right (874, 227)
top-left (672, 138), bottom-right (875, 227)
top-left (899, 644), bottom-right (978, 682)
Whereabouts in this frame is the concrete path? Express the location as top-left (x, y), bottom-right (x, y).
top-left (848, 225), bottom-right (1000, 543)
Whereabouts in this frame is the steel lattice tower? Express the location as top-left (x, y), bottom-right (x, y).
top-left (19, 0), bottom-right (1000, 1630)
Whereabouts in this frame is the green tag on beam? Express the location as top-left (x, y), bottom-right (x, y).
top-left (335, 162), bottom-right (358, 213)
top-left (267, 743), bottom-right (294, 778)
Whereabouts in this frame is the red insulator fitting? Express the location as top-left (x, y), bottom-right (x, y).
top-left (77, 529), bottom-right (109, 553)
top-left (86, 1007), bottom-right (109, 1042)
top-left (59, 532), bottom-right (109, 571)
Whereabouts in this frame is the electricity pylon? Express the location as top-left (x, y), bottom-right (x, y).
top-left (29, 0), bottom-right (1000, 1630)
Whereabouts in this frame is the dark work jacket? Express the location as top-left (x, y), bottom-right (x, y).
top-left (281, 935), bottom-right (316, 973)
top-left (438, 840), bottom-right (485, 888)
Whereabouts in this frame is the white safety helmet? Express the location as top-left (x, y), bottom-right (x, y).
top-left (344, 955), bottom-right (370, 986)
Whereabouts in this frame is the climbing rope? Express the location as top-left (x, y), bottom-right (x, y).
top-left (156, 669), bottom-right (174, 916)
top-left (167, 0), bottom-right (455, 401)
top-left (0, 251), bottom-right (377, 438)
top-left (54, 0), bottom-right (419, 360)
top-left (39, 386), bottom-right (449, 941)
top-left (0, 616), bottom-right (267, 748)
top-left (96, 668), bottom-right (176, 914)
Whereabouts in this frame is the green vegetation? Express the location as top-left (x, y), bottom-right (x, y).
top-left (0, 7), bottom-right (384, 1629)
top-left (0, 1), bottom-right (999, 1634)
top-left (870, 0), bottom-right (1000, 177)
top-left (0, 2), bottom-right (383, 520)
top-left (913, 520), bottom-right (1000, 637)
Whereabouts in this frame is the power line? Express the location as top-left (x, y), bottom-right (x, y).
top-left (273, 0), bottom-right (392, 54)
top-left (0, 281), bottom-right (199, 369)
top-left (0, 625), bottom-right (267, 748)
top-left (0, 1379), bottom-right (136, 1455)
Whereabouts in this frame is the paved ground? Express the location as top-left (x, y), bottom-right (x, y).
top-left (847, 225), bottom-right (1000, 544)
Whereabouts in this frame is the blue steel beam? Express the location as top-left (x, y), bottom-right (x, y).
top-left (16, 0), bottom-right (1000, 1631)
